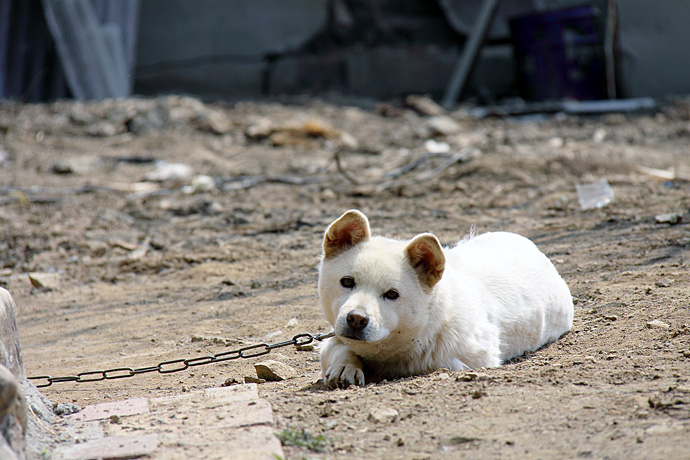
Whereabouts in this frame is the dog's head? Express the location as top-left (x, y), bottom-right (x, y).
top-left (318, 210), bottom-right (445, 358)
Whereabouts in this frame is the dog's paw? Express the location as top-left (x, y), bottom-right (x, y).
top-left (324, 364), bottom-right (365, 389)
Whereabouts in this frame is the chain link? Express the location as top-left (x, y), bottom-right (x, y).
top-left (29, 331), bottom-right (334, 388)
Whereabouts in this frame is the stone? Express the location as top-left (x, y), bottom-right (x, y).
top-left (28, 272), bottom-right (60, 291)
top-left (423, 115), bottom-right (461, 136)
top-left (0, 365), bottom-right (27, 458)
top-left (145, 162), bottom-right (194, 185)
top-left (405, 94), bottom-right (445, 116)
top-left (646, 320), bottom-right (670, 329)
top-left (0, 289), bottom-right (23, 379)
top-left (0, 289), bottom-right (57, 460)
top-left (367, 407), bottom-right (399, 423)
top-left (254, 360), bottom-right (298, 381)
top-left (655, 213), bottom-right (682, 225)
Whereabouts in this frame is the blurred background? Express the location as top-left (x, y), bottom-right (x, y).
top-left (1, 0), bottom-right (689, 104)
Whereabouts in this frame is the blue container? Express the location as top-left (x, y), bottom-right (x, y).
top-left (510, 5), bottom-right (608, 101)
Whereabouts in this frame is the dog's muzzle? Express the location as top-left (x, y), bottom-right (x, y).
top-left (340, 311), bottom-right (369, 340)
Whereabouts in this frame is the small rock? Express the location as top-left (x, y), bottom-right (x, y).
top-left (405, 94), bottom-right (445, 116)
top-left (548, 137), bottom-right (565, 148)
top-left (339, 132), bottom-right (359, 150)
top-left (604, 314), bottom-right (618, 321)
top-left (458, 372), bottom-right (490, 382)
top-left (471, 389), bottom-right (485, 399)
top-left (424, 139), bottom-right (450, 153)
top-left (190, 174), bottom-right (216, 193)
top-left (423, 115), bottom-right (460, 136)
top-left (254, 360), bottom-right (298, 381)
top-left (449, 435), bottom-right (479, 445)
top-left (244, 376), bottom-right (266, 384)
top-left (245, 118), bottom-right (273, 139)
top-left (655, 279), bottom-right (672, 288)
top-left (109, 414), bottom-right (122, 424)
top-left (53, 402), bottom-right (81, 416)
top-left (145, 162), bottom-right (194, 185)
top-left (646, 320), bottom-right (670, 330)
top-left (655, 213), bottom-right (682, 225)
top-left (367, 407), bottom-right (399, 423)
top-left (286, 317), bottom-right (299, 328)
top-left (197, 110), bottom-right (233, 134)
top-left (593, 128), bottom-right (607, 143)
top-left (28, 272), bottom-right (60, 291)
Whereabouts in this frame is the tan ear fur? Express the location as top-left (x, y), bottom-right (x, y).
top-left (323, 210), bottom-right (371, 259)
top-left (405, 233), bottom-right (445, 291)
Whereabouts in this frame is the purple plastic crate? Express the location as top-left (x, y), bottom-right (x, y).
top-left (510, 5), bottom-right (608, 101)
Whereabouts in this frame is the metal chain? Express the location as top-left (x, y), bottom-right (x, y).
top-left (28, 331), bottom-right (334, 388)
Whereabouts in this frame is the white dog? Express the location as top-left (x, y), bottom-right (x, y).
top-left (318, 210), bottom-right (574, 388)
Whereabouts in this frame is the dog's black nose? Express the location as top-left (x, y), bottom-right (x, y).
top-left (346, 312), bottom-right (369, 331)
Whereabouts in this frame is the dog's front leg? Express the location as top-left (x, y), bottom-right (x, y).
top-left (320, 337), bottom-right (365, 389)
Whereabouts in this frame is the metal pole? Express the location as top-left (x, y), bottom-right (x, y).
top-left (442, 0), bottom-right (501, 108)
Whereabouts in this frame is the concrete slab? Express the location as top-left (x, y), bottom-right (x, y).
top-left (67, 397), bottom-right (149, 422)
top-left (55, 384), bottom-right (284, 460)
top-left (54, 434), bottom-right (159, 460)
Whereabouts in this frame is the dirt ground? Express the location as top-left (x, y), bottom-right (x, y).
top-left (1, 94), bottom-right (689, 459)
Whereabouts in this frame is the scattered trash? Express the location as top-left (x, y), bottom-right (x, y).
top-left (145, 162), bottom-right (194, 185)
top-left (245, 118), bottom-right (355, 149)
top-left (576, 179), bottom-right (614, 210)
top-left (189, 174), bottom-right (216, 193)
top-left (28, 272), bottom-right (60, 291)
top-left (468, 97), bottom-right (657, 119)
top-left (636, 165), bottom-right (676, 181)
top-left (424, 139), bottom-right (451, 154)
top-left (254, 360), bottom-right (297, 381)
top-left (654, 213), bottom-right (682, 225)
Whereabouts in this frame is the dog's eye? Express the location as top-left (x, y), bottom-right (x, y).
top-left (340, 277), bottom-right (355, 289)
top-left (383, 289), bottom-right (399, 301)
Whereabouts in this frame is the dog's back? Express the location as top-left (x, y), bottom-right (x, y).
top-left (443, 232), bottom-right (573, 362)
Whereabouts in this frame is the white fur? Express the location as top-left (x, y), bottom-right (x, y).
top-left (319, 210), bottom-right (574, 388)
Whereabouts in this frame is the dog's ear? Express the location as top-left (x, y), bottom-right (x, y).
top-left (405, 233), bottom-right (445, 291)
top-left (323, 210), bottom-right (371, 259)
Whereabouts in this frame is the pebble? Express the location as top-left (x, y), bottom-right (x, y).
top-left (424, 139), bottom-right (450, 153)
top-left (367, 407), bottom-right (399, 423)
top-left (655, 213), bottom-right (682, 225)
top-left (190, 174), bottom-right (216, 193)
top-left (458, 372), bottom-right (490, 382)
top-left (254, 360), bottom-right (298, 381)
top-left (405, 94), bottom-right (445, 116)
top-left (593, 128), bottom-right (607, 143)
top-left (604, 314), bottom-right (618, 321)
top-left (548, 137), bottom-right (565, 148)
top-left (654, 279), bottom-right (672, 288)
top-left (28, 272), bottom-right (60, 291)
top-left (423, 115), bottom-right (461, 136)
top-left (646, 320), bottom-right (670, 329)
top-left (244, 376), bottom-right (266, 384)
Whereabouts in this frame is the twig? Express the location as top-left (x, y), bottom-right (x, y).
top-left (334, 149), bottom-right (473, 191)
top-left (333, 148), bottom-right (361, 185)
